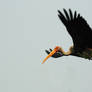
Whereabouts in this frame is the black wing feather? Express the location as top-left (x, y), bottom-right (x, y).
top-left (69, 9), bottom-right (73, 20)
top-left (63, 9), bottom-right (70, 20)
top-left (58, 9), bottom-right (92, 51)
top-left (58, 10), bottom-right (68, 26)
top-left (74, 11), bottom-right (77, 19)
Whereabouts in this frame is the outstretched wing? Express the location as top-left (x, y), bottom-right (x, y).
top-left (58, 9), bottom-right (92, 51)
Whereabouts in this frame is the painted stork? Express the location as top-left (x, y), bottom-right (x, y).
top-left (42, 9), bottom-right (92, 64)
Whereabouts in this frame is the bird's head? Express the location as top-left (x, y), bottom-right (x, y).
top-left (41, 46), bottom-right (63, 64)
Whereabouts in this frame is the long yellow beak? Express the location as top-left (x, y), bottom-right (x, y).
top-left (42, 46), bottom-right (60, 64)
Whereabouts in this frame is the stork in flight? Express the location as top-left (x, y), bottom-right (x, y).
top-left (42, 9), bottom-right (92, 64)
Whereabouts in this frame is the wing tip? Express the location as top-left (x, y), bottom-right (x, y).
top-left (57, 9), bottom-right (61, 15)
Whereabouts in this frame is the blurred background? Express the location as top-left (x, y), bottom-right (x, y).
top-left (0, 0), bottom-right (92, 92)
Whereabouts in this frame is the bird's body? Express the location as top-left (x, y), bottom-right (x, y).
top-left (68, 46), bottom-right (92, 59)
top-left (42, 9), bottom-right (92, 64)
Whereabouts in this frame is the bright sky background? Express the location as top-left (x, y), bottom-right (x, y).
top-left (0, 0), bottom-right (92, 92)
